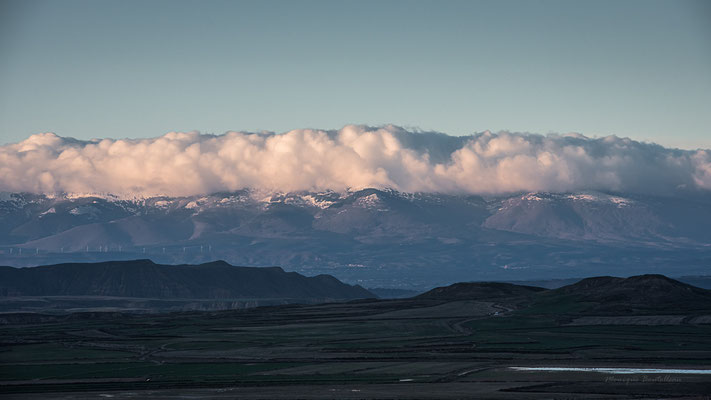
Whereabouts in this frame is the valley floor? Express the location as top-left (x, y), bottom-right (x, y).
top-left (2, 297), bottom-right (711, 399)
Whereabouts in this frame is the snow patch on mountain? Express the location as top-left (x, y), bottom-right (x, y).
top-left (0, 192), bottom-right (16, 202)
top-left (39, 207), bottom-right (56, 217)
top-left (566, 192), bottom-right (634, 207)
top-left (608, 196), bottom-right (634, 207)
top-left (0, 193), bottom-right (28, 211)
top-left (355, 193), bottom-right (389, 211)
top-left (286, 194), bottom-right (337, 209)
top-left (218, 194), bottom-right (251, 206)
top-left (154, 200), bottom-right (172, 208)
top-left (61, 192), bottom-right (148, 201)
top-left (251, 190), bottom-right (345, 209)
top-left (68, 205), bottom-right (100, 217)
top-left (522, 193), bottom-right (548, 202)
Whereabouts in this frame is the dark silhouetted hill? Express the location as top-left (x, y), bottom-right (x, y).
top-left (416, 281), bottom-right (545, 301)
top-left (536, 274), bottom-right (711, 314)
top-left (416, 275), bottom-right (711, 316)
top-left (0, 259), bottom-right (374, 301)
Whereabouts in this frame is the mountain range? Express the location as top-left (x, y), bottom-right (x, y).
top-left (1, 189), bottom-right (710, 288)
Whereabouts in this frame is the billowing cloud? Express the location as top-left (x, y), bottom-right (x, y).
top-left (1, 125), bottom-right (709, 197)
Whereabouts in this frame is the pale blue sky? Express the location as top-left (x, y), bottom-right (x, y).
top-left (1, 0), bottom-right (710, 149)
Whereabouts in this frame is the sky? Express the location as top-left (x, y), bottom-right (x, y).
top-left (1, 0), bottom-right (710, 149)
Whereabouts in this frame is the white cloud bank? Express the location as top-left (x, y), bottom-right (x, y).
top-left (1, 125), bottom-right (710, 197)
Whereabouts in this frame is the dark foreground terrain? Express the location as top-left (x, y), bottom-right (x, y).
top-left (1, 275), bottom-right (711, 399)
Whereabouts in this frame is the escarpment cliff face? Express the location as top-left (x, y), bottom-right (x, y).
top-left (0, 259), bottom-right (374, 301)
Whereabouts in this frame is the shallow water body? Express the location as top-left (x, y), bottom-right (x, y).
top-left (510, 367), bottom-right (711, 374)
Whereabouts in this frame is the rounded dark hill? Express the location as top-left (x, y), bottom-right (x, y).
top-left (416, 281), bottom-right (546, 301)
top-left (542, 274), bottom-right (711, 314)
top-left (0, 259), bottom-right (374, 301)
